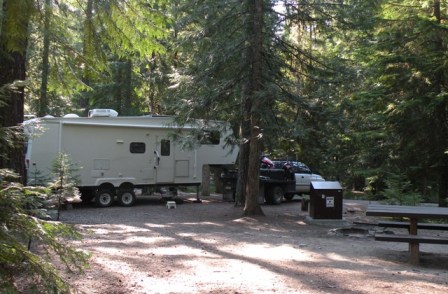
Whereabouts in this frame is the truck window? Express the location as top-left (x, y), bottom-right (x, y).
top-left (161, 139), bottom-right (170, 156)
top-left (130, 142), bottom-right (146, 153)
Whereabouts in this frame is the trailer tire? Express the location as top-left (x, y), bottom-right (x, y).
top-left (95, 189), bottom-right (114, 207)
top-left (118, 190), bottom-right (136, 207)
top-left (268, 186), bottom-right (284, 205)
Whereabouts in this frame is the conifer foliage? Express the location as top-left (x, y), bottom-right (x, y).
top-left (170, 0), bottom-right (289, 214)
top-left (351, 0), bottom-right (448, 205)
top-left (0, 169), bottom-right (89, 293)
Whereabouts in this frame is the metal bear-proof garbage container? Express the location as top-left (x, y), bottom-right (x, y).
top-left (221, 171), bottom-right (237, 202)
top-left (309, 181), bottom-right (343, 219)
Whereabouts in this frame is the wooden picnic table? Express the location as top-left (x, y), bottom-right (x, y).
top-left (366, 204), bottom-right (448, 265)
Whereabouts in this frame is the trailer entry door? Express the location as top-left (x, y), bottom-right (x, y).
top-left (155, 138), bottom-right (174, 183)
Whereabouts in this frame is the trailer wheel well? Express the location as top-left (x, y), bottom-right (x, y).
top-left (97, 183), bottom-right (115, 194)
top-left (119, 182), bottom-right (134, 192)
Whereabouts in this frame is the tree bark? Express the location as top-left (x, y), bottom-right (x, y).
top-left (0, 0), bottom-right (32, 183)
top-left (38, 0), bottom-right (51, 117)
top-left (123, 60), bottom-right (132, 114)
top-left (235, 97), bottom-right (251, 206)
top-left (433, 0), bottom-right (448, 207)
top-left (113, 61), bottom-right (122, 112)
top-left (244, 114), bottom-right (264, 215)
top-left (201, 164), bottom-right (210, 196)
top-left (80, 0), bottom-right (94, 115)
top-left (439, 165), bottom-right (448, 207)
top-left (235, 134), bottom-right (249, 206)
top-left (149, 52), bottom-right (158, 114)
top-left (243, 0), bottom-right (264, 216)
top-left (211, 166), bottom-right (224, 194)
top-left (0, 0), bottom-right (4, 37)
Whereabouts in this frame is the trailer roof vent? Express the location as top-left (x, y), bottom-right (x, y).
top-left (88, 109), bottom-right (118, 118)
top-left (63, 113), bottom-right (79, 118)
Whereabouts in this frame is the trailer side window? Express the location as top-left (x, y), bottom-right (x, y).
top-left (130, 142), bottom-right (146, 154)
top-left (161, 139), bottom-right (170, 156)
top-left (199, 131), bottom-right (220, 145)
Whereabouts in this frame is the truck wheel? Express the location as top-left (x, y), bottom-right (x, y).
top-left (95, 190), bottom-right (114, 207)
top-left (118, 190), bottom-right (136, 207)
top-left (269, 186), bottom-right (284, 205)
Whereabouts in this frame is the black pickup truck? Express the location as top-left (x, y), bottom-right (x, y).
top-left (222, 167), bottom-right (296, 204)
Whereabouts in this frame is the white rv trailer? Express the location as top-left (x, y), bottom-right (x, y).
top-left (24, 112), bottom-right (238, 207)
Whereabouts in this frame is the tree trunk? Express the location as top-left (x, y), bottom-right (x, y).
top-left (211, 166), bottom-right (224, 194)
top-left (439, 165), bottom-right (448, 207)
top-left (38, 0), bottom-right (51, 117)
top-left (243, 0), bottom-right (264, 216)
top-left (113, 61), bottom-right (122, 112)
top-left (235, 96), bottom-right (251, 206)
top-left (149, 52), bottom-right (157, 114)
top-left (235, 136), bottom-right (249, 206)
top-left (244, 114), bottom-right (264, 215)
top-left (0, 0), bottom-right (32, 183)
top-left (433, 0), bottom-right (448, 207)
top-left (0, 0), bottom-right (4, 39)
top-left (114, 59), bottom-right (133, 115)
top-left (123, 60), bottom-right (132, 114)
top-left (80, 0), bottom-right (94, 115)
top-left (201, 164), bottom-right (210, 196)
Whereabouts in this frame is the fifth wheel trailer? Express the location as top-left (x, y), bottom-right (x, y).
top-left (24, 112), bottom-right (238, 207)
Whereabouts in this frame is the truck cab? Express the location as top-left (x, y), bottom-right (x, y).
top-left (273, 161), bottom-right (325, 194)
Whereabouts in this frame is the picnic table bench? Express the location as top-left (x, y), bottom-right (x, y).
top-left (377, 221), bottom-right (448, 231)
top-left (366, 204), bottom-right (448, 265)
top-left (374, 234), bottom-right (448, 244)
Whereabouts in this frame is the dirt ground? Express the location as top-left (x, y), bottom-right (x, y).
top-left (58, 193), bottom-right (448, 294)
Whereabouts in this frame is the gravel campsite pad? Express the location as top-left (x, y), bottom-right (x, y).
top-left (59, 195), bottom-right (448, 294)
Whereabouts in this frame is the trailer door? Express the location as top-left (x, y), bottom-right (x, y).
top-left (154, 137), bottom-right (174, 183)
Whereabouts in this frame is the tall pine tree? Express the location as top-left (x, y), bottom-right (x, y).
top-left (0, 0), bottom-right (34, 181)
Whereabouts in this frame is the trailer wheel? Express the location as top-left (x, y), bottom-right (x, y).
top-left (95, 190), bottom-right (114, 207)
top-left (268, 186), bottom-right (284, 205)
top-left (118, 190), bottom-right (136, 207)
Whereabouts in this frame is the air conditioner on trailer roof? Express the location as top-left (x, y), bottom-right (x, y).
top-left (88, 109), bottom-right (119, 117)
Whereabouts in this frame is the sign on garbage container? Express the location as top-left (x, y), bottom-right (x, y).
top-left (326, 196), bottom-right (335, 208)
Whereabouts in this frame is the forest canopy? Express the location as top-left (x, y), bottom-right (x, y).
top-left (0, 0), bottom-right (447, 208)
